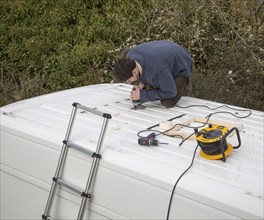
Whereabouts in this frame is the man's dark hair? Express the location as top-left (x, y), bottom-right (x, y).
top-left (113, 58), bottom-right (136, 82)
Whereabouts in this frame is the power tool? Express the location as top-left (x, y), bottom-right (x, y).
top-left (132, 99), bottom-right (143, 109)
top-left (138, 133), bottom-right (168, 146)
top-left (194, 124), bottom-right (241, 162)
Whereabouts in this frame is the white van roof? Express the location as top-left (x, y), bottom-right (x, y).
top-left (1, 83), bottom-right (263, 219)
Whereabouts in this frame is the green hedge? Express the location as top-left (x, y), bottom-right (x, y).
top-left (1, 0), bottom-right (263, 110)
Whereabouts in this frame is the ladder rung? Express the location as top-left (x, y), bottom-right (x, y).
top-left (56, 178), bottom-right (83, 195)
top-left (73, 102), bottom-right (112, 119)
top-left (64, 140), bottom-right (94, 156)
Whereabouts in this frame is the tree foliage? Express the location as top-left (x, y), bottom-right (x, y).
top-left (1, 0), bottom-right (263, 110)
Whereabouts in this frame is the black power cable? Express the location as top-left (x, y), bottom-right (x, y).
top-left (166, 145), bottom-right (199, 220)
top-left (176, 104), bottom-right (252, 118)
top-left (137, 104), bottom-right (251, 144)
top-left (198, 139), bottom-right (228, 155)
top-left (164, 105), bottom-right (251, 219)
top-left (136, 104), bottom-right (252, 219)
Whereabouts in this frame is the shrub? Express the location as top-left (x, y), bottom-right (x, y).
top-left (0, 0), bottom-right (263, 111)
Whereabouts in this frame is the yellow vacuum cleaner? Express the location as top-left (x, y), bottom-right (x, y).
top-left (195, 124), bottom-right (241, 162)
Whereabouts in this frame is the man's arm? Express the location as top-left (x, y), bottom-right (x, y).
top-left (140, 69), bottom-right (177, 103)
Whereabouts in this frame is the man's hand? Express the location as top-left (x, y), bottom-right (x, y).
top-left (138, 83), bottom-right (145, 89)
top-left (130, 86), bottom-right (140, 101)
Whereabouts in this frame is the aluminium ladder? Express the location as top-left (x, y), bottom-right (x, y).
top-left (42, 102), bottom-right (112, 220)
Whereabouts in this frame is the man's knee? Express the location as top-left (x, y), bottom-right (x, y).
top-left (161, 98), bottom-right (180, 108)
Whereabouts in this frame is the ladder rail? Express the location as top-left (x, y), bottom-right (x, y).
top-left (77, 117), bottom-right (110, 219)
top-left (43, 105), bottom-right (78, 218)
top-left (77, 158), bottom-right (100, 220)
